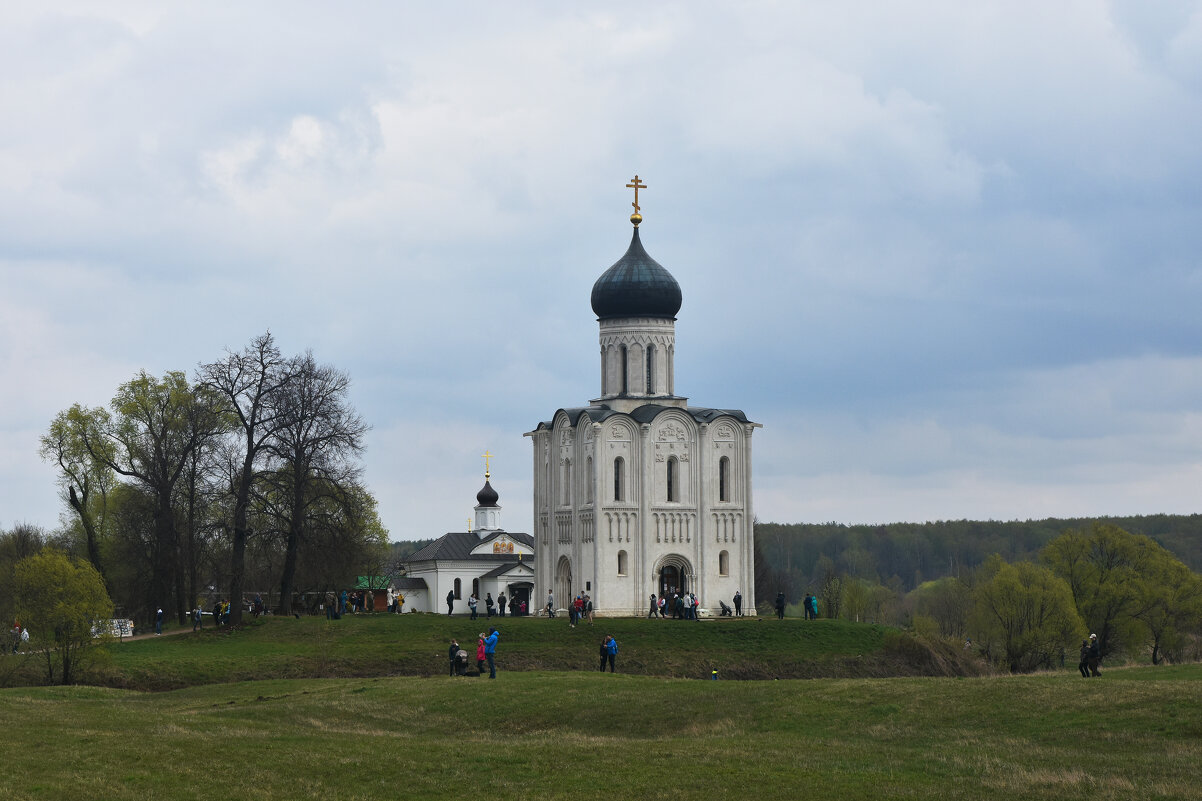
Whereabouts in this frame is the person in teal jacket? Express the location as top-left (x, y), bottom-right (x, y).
top-left (483, 627), bottom-right (500, 678)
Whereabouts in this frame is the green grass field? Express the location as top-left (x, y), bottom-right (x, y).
top-left (81, 613), bottom-right (983, 690)
top-left (1, 615), bottom-right (1197, 800)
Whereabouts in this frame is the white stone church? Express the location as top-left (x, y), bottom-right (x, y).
top-left (526, 189), bottom-right (760, 616)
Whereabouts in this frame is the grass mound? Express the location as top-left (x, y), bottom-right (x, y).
top-left (74, 613), bottom-right (986, 691)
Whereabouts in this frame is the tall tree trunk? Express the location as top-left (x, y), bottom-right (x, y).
top-left (68, 485), bottom-right (105, 583)
top-left (152, 495), bottom-right (175, 626)
top-left (229, 452), bottom-right (254, 625)
top-left (278, 520), bottom-right (301, 616)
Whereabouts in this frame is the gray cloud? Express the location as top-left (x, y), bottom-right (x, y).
top-left (3, 2), bottom-right (1201, 537)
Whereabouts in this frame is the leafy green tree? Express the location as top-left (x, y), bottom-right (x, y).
top-left (1041, 523), bottom-right (1182, 657)
top-left (909, 576), bottom-right (972, 639)
top-left (13, 549), bottom-right (113, 684)
top-left (71, 371), bottom-right (229, 623)
top-left (1131, 550), bottom-right (1202, 664)
top-left (970, 561), bottom-right (1085, 673)
top-left (39, 405), bottom-right (117, 579)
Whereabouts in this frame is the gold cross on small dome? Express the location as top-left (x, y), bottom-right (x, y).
top-left (626, 175), bottom-right (646, 226)
top-left (481, 450), bottom-right (493, 477)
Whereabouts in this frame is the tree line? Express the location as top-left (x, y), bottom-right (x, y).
top-left (5, 333), bottom-right (386, 630)
top-left (755, 521), bottom-right (1202, 671)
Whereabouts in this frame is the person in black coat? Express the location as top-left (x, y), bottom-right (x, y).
top-left (774, 592), bottom-right (786, 619)
top-left (446, 590), bottom-right (455, 616)
top-left (1087, 634), bottom-right (1102, 677)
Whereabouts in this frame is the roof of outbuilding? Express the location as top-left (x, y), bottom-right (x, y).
top-left (406, 530), bottom-right (534, 563)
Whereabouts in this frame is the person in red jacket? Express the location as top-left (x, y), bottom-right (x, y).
top-left (476, 635), bottom-right (487, 676)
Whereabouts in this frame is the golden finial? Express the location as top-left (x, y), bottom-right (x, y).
top-left (468, 517), bottom-right (473, 532)
top-left (626, 174), bottom-right (646, 226)
top-left (481, 450), bottom-right (493, 478)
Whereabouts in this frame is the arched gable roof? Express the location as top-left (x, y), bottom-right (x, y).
top-left (531, 404), bottom-right (755, 433)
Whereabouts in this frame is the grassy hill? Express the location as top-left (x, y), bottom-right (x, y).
top-left (1, 665), bottom-right (1199, 800)
top-left (62, 613), bottom-right (989, 690)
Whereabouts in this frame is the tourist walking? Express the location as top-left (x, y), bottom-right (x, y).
top-left (446, 589), bottom-right (455, 616)
top-left (155, 607), bottom-right (164, 635)
top-left (733, 590), bottom-right (743, 616)
top-left (468, 593), bottom-right (478, 620)
top-left (774, 592), bottom-right (786, 619)
top-left (585, 594), bottom-right (594, 624)
top-left (658, 596), bottom-right (667, 618)
top-left (809, 594), bottom-right (818, 620)
top-left (648, 594), bottom-right (659, 618)
top-left (546, 590), bottom-right (555, 618)
top-left (1077, 639), bottom-right (1090, 678)
top-left (484, 627), bottom-right (500, 678)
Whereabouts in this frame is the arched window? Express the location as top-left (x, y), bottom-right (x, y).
top-left (453, 578), bottom-right (461, 599)
top-left (646, 344), bottom-right (656, 394)
top-left (719, 456), bottom-right (730, 502)
top-left (620, 345), bottom-right (628, 394)
top-left (617, 549), bottom-right (628, 576)
top-left (563, 458), bottom-right (572, 506)
top-left (667, 457), bottom-right (678, 502)
top-left (472, 578), bottom-right (480, 598)
top-left (613, 457), bottom-right (624, 502)
top-left (586, 457), bottom-right (594, 503)
top-left (719, 550), bottom-right (729, 576)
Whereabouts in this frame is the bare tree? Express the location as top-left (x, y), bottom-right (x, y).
top-left (264, 352), bottom-right (368, 616)
top-left (198, 332), bottom-right (292, 625)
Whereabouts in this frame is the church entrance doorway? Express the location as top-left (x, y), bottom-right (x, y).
top-left (659, 564), bottom-right (686, 598)
top-left (508, 583), bottom-right (533, 616)
top-left (555, 557), bottom-right (572, 613)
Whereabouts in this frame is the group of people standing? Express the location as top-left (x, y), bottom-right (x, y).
top-left (647, 592), bottom-right (702, 619)
top-left (9, 620), bottom-right (29, 653)
top-left (448, 627), bottom-right (500, 678)
top-left (466, 591), bottom-right (511, 620)
top-left (773, 592), bottom-right (820, 619)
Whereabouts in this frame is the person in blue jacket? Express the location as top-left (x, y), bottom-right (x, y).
top-left (602, 634), bottom-right (618, 672)
top-left (483, 627), bottom-right (500, 678)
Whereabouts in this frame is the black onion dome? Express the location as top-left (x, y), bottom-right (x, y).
top-left (590, 227), bottom-right (682, 320)
top-left (476, 478), bottom-right (499, 508)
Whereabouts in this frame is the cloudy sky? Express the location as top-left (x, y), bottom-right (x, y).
top-left (3, 2), bottom-right (1201, 541)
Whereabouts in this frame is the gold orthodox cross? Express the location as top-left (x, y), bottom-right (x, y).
top-left (482, 450), bottom-right (493, 477)
top-left (626, 175), bottom-right (646, 213)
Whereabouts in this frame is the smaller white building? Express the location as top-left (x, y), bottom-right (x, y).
top-left (402, 472), bottom-right (537, 615)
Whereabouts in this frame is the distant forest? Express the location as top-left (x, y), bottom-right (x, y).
top-left (755, 514), bottom-right (1202, 603)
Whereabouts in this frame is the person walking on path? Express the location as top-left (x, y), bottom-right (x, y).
top-left (774, 592), bottom-right (786, 620)
top-left (648, 594), bottom-right (659, 618)
top-left (545, 590), bottom-right (555, 618)
top-left (468, 593), bottom-right (478, 620)
top-left (476, 635), bottom-right (487, 676)
top-left (446, 590), bottom-right (455, 616)
top-left (658, 596), bottom-right (667, 618)
top-left (809, 594), bottom-right (819, 620)
top-left (155, 607), bottom-right (164, 635)
top-left (585, 594), bottom-right (594, 625)
top-left (1077, 639), bottom-right (1091, 678)
top-left (484, 627), bottom-right (500, 678)
top-left (192, 607), bottom-right (202, 632)
top-left (733, 590), bottom-right (743, 616)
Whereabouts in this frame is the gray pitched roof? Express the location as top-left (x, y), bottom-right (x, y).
top-left (406, 530), bottom-right (534, 563)
top-left (393, 577), bottom-right (428, 590)
top-left (479, 561), bottom-right (535, 579)
top-left (533, 403), bottom-right (754, 432)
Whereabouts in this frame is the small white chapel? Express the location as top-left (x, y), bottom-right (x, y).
top-left (526, 177), bottom-right (761, 616)
top-left (400, 462), bottom-right (536, 615)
